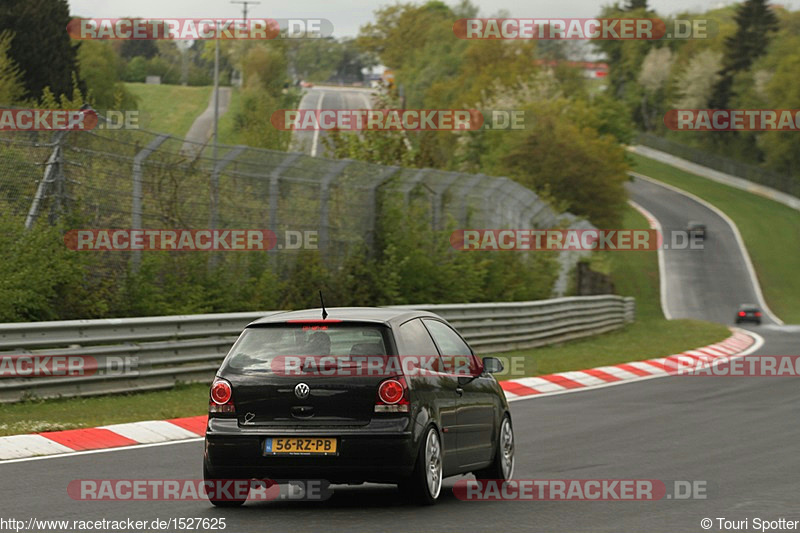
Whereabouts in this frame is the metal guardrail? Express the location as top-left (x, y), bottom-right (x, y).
top-left (0, 296), bottom-right (634, 402)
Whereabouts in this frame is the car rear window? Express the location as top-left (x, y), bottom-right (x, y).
top-left (221, 324), bottom-right (391, 373)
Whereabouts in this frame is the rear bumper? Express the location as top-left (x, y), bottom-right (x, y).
top-left (204, 417), bottom-right (417, 483)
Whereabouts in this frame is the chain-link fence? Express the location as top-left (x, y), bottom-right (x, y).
top-left (0, 110), bottom-right (594, 297)
top-left (636, 132), bottom-right (800, 198)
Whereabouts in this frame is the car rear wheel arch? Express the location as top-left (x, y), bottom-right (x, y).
top-left (398, 423), bottom-right (443, 504)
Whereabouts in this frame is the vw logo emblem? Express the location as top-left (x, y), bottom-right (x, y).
top-left (294, 382), bottom-right (310, 399)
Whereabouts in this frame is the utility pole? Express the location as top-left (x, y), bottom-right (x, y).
top-left (230, 0), bottom-right (261, 22)
top-left (210, 21), bottom-right (220, 232)
top-left (229, 1), bottom-right (260, 88)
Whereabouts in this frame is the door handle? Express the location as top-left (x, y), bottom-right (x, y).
top-left (455, 387), bottom-right (464, 396)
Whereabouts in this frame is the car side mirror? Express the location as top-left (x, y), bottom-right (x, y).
top-left (482, 356), bottom-right (504, 374)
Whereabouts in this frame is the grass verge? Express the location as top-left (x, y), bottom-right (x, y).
top-left (499, 205), bottom-right (731, 377)
top-left (125, 83), bottom-right (212, 137)
top-left (629, 152), bottom-right (800, 324)
top-left (216, 87), bottom-right (242, 146)
top-left (0, 383), bottom-right (209, 437)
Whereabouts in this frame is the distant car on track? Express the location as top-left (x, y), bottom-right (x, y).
top-left (203, 307), bottom-right (514, 507)
top-left (687, 221), bottom-right (706, 239)
top-left (300, 81), bottom-right (314, 88)
top-left (735, 304), bottom-right (762, 325)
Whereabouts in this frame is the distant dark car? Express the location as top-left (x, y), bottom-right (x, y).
top-left (735, 304), bottom-right (762, 325)
top-left (687, 221), bottom-right (706, 239)
top-left (204, 307), bottom-right (514, 506)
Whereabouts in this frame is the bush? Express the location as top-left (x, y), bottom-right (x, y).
top-left (0, 215), bottom-right (109, 321)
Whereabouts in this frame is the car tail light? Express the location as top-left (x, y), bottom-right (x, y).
top-left (738, 311), bottom-right (746, 317)
top-left (755, 312), bottom-right (762, 317)
top-left (375, 377), bottom-right (409, 413)
top-left (209, 378), bottom-right (235, 414)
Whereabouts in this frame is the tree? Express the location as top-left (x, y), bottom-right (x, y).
top-left (709, 0), bottom-right (778, 109)
top-left (0, 31), bottom-right (24, 104)
top-left (0, 0), bottom-right (81, 101)
top-left (123, 56), bottom-right (148, 83)
top-left (119, 39), bottom-right (159, 61)
top-left (291, 38), bottom-right (343, 82)
top-left (673, 49), bottom-right (723, 109)
top-left (592, 4), bottom-right (655, 127)
top-left (624, 0), bottom-right (649, 10)
top-left (453, 81), bottom-right (631, 227)
top-left (759, 33), bottom-right (800, 175)
top-left (78, 41), bottom-right (136, 110)
top-left (496, 100), bottom-right (630, 228)
top-left (637, 46), bottom-right (674, 130)
top-left (332, 38), bottom-right (374, 84)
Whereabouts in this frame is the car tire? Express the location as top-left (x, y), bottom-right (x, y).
top-left (474, 415), bottom-right (514, 481)
top-left (204, 464), bottom-right (248, 507)
top-left (398, 426), bottom-right (442, 506)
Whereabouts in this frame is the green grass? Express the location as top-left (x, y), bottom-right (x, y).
top-left (125, 83), bottom-right (212, 138)
top-left (0, 384), bottom-right (208, 437)
top-left (217, 87), bottom-right (242, 146)
top-left (629, 152), bottom-right (800, 324)
top-left (498, 205), bottom-right (730, 377)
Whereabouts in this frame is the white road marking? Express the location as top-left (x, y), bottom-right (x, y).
top-left (310, 90), bottom-right (325, 157)
top-left (98, 421), bottom-right (198, 444)
top-left (0, 435), bottom-right (73, 460)
top-left (628, 199), bottom-right (671, 320)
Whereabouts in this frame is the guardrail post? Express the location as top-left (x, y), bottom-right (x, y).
top-left (624, 296), bottom-right (636, 323)
top-left (368, 166), bottom-right (400, 253)
top-left (131, 134), bottom-right (170, 272)
top-left (399, 168), bottom-right (430, 206)
top-left (25, 131), bottom-right (68, 230)
top-left (428, 171), bottom-right (461, 231)
top-left (482, 177), bottom-right (508, 227)
top-left (208, 145), bottom-right (246, 269)
top-left (267, 153), bottom-right (302, 268)
top-left (455, 174), bottom-right (485, 225)
top-left (209, 145), bottom-right (246, 230)
top-left (318, 159), bottom-right (352, 255)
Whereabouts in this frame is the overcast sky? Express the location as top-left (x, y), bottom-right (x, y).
top-left (69, 0), bottom-right (798, 38)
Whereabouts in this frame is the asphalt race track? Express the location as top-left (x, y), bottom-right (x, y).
top-left (627, 176), bottom-right (776, 326)
top-left (290, 86), bottom-right (374, 157)
top-left (2, 145), bottom-right (798, 533)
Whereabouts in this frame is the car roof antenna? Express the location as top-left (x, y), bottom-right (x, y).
top-left (319, 290), bottom-right (328, 320)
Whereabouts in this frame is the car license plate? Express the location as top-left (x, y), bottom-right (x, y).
top-left (264, 437), bottom-right (337, 455)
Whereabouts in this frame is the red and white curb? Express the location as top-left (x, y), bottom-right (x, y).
top-left (0, 330), bottom-right (758, 461)
top-left (0, 416), bottom-right (207, 461)
top-left (501, 329), bottom-right (757, 401)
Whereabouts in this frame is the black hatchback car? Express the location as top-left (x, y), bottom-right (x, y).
top-left (735, 304), bottom-right (762, 325)
top-left (687, 220), bottom-right (707, 239)
top-left (203, 307), bottom-right (514, 506)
